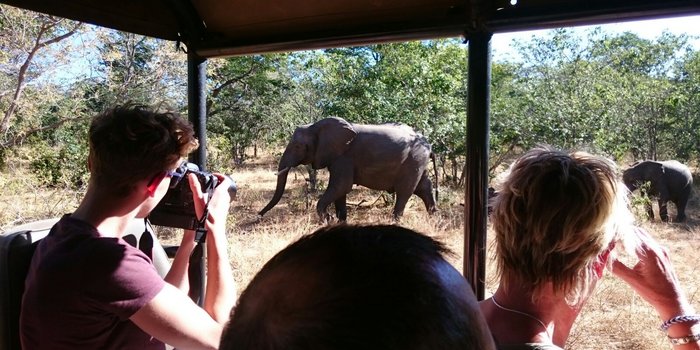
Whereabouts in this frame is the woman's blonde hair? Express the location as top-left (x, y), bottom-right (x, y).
top-left (491, 145), bottom-right (634, 304)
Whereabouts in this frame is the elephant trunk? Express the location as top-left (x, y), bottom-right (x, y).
top-left (258, 167), bottom-right (291, 216)
top-left (621, 171), bottom-right (637, 192)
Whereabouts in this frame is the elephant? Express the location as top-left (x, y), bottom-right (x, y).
top-left (487, 187), bottom-right (498, 216)
top-left (258, 117), bottom-right (438, 222)
top-left (622, 160), bottom-right (693, 222)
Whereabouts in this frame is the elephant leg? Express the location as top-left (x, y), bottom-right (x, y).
top-left (644, 200), bottom-right (654, 220)
top-left (317, 163), bottom-right (353, 223)
top-left (638, 188), bottom-right (654, 220)
top-left (674, 200), bottom-right (687, 222)
top-left (392, 191), bottom-right (411, 220)
top-left (658, 199), bottom-right (669, 222)
top-left (413, 172), bottom-right (436, 214)
top-left (394, 177), bottom-right (424, 220)
top-left (335, 195), bottom-right (348, 221)
top-left (392, 177), bottom-right (420, 220)
top-left (392, 163), bottom-right (427, 220)
top-left (315, 198), bottom-right (332, 223)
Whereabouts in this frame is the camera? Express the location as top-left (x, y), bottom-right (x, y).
top-left (149, 162), bottom-right (237, 230)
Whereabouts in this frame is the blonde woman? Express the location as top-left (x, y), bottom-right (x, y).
top-left (480, 145), bottom-right (699, 350)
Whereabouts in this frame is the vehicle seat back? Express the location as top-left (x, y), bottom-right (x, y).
top-left (0, 229), bottom-right (40, 350)
top-left (0, 218), bottom-right (171, 350)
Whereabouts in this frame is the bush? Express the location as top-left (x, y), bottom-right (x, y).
top-left (30, 143), bottom-right (88, 189)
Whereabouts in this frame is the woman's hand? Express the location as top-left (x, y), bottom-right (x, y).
top-left (611, 227), bottom-right (693, 321)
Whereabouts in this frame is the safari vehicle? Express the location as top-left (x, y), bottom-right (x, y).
top-left (1, 0), bottom-right (699, 349)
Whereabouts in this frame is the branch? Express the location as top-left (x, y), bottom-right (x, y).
top-left (207, 63), bottom-right (258, 112)
top-left (1, 116), bottom-right (88, 148)
top-left (489, 141), bottom-right (517, 174)
top-left (1, 20), bottom-right (82, 135)
top-left (207, 64), bottom-right (257, 115)
top-left (211, 63), bottom-right (257, 99)
top-left (36, 21), bottom-right (82, 50)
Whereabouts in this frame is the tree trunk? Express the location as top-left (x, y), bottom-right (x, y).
top-left (1, 19), bottom-right (80, 136)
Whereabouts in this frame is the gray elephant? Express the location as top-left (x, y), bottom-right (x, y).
top-left (622, 160), bottom-right (693, 222)
top-left (259, 117), bottom-right (438, 221)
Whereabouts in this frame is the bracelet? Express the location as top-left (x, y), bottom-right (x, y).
top-left (669, 334), bottom-right (700, 346)
top-left (661, 315), bottom-right (700, 331)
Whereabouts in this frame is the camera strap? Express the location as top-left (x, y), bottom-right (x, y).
top-left (194, 208), bottom-right (209, 243)
top-left (188, 198), bottom-right (211, 306)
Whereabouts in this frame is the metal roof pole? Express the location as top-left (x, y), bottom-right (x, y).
top-left (188, 51), bottom-right (208, 171)
top-left (464, 30), bottom-right (492, 301)
top-left (187, 51), bottom-right (207, 307)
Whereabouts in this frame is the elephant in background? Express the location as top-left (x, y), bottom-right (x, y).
top-left (258, 117), bottom-right (438, 222)
top-left (622, 160), bottom-right (693, 222)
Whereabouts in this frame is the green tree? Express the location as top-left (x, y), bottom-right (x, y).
top-left (0, 5), bottom-right (82, 145)
top-left (91, 30), bottom-right (186, 110)
top-left (206, 54), bottom-right (287, 165)
top-left (588, 31), bottom-right (691, 160)
top-left (671, 50), bottom-right (700, 160)
top-left (313, 40), bottom-right (470, 184)
top-left (491, 28), bottom-right (694, 164)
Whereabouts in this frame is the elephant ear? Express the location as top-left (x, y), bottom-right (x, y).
top-left (312, 117), bottom-right (357, 169)
top-left (651, 161), bottom-right (665, 176)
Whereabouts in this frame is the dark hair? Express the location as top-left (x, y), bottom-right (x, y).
top-left (220, 224), bottom-right (494, 350)
top-left (88, 104), bottom-right (198, 195)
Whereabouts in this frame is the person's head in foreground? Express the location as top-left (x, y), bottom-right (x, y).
top-left (483, 145), bottom-right (636, 348)
top-left (220, 224), bottom-right (496, 350)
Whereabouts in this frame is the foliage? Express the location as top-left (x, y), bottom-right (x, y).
top-left (205, 134), bottom-right (236, 174)
top-left (627, 182), bottom-right (654, 220)
top-left (490, 28), bottom-right (697, 164)
top-left (301, 40), bottom-right (470, 183)
top-left (206, 54), bottom-right (289, 163)
top-left (91, 30), bottom-right (186, 110)
top-left (2, 5), bottom-right (700, 191)
top-left (0, 5), bottom-right (82, 151)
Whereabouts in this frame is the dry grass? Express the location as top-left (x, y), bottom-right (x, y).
top-left (2, 151), bottom-right (700, 350)
top-left (0, 166), bottom-right (83, 229)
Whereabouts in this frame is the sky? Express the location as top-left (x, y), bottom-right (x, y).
top-left (48, 14), bottom-right (700, 85)
top-left (490, 14), bottom-right (700, 62)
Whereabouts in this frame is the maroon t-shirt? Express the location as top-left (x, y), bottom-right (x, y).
top-left (20, 215), bottom-right (166, 350)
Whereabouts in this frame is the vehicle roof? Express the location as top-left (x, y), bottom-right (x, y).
top-left (3, 0), bottom-right (699, 57)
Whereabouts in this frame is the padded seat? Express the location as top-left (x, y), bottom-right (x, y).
top-left (0, 229), bottom-right (40, 350)
top-left (0, 218), bottom-right (172, 350)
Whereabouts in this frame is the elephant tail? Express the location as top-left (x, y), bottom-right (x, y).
top-left (431, 152), bottom-right (439, 202)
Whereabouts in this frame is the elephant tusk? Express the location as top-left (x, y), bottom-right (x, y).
top-left (276, 167), bottom-right (291, 176)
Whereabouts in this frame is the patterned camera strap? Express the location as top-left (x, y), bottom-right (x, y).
top-left (188, 199), bottom-right (212, 305)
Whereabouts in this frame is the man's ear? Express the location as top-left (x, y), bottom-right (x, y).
top-left (146, 172), bottom-right (166, 197)
top-left (146, 182), bottom-right (157, 197)
top-left (87, 151), bottom-right (95, 173)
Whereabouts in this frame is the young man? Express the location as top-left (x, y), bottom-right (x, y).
top-left (20, 105), bottom-right (236, 350)
top-left (219, 224), bottom-right (496, 350)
